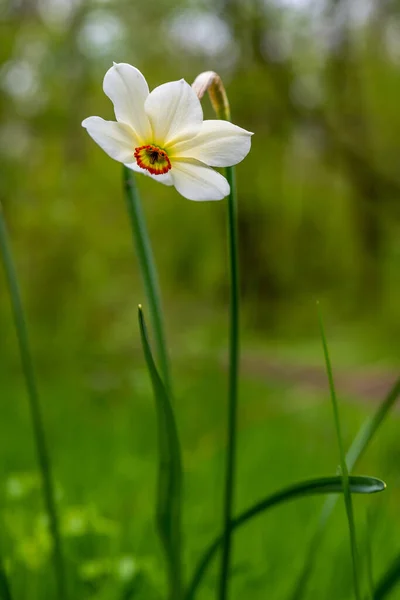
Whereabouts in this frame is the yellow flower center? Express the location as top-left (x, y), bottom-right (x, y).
top-left (134, 144), bottom-right (171, 175)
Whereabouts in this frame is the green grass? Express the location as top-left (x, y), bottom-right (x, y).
top-left (0, 339), bottom-right (399, 600)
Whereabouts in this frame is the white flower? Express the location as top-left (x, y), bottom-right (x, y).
top-left (82, 63), bottom-right (253, 201)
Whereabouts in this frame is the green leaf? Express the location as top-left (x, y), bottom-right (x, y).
top-left (373, 552), bottom-right (400, 599)
top-left (138, 306), bottom-right (183, 600)
top-left (364, 509), bottom-right (376, 600)
top-left (288, 376), bottom-right (400, 600)
top-left (185, 475), bottom-right (386, 600)
top-left (318, 306), bottom-right (361, 600)
top-left (123, 167), bottom-right (171, 393)
top-left (346, 377), bottom-right (400, 471)
top-left (0, 205), bottom-right (66, 600)
top-left (0, 560), bottom-right (12, 600)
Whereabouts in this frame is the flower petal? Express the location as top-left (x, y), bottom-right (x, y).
top-left (170, 119), bottom-right (253, 167)
top-left (125, 162), bottom-right (173, 186)
top-left (145, 79), bottom-right (203, 147)
top-left (82, 116), bottom-right (137, 163)
top-left (171, 158), bottom-right (229, 201)
top-left (103, 63), bottom-right (152, 142)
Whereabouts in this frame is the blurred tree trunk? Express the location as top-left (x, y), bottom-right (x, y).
top-left (324, 0), bottom-right (384, 308)
top-left (221, 0), bottom-right (297, 311)
top-left (238, 0), bottom-right (399, 312)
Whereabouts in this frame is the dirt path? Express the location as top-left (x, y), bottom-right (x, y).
top-left (241, 352), bottom-right (399, 406)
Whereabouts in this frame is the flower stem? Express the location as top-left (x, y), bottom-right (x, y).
top-left (192, 72), bottom-right (240, 600)
top-left (218, 165), bottom-right (239, 600)
top-left (122, 167), bottom-right (171, 393)
top-left (0, 205), bottom-right (66, 600)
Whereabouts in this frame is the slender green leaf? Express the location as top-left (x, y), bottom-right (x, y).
top-left (0, 559), bottom-right (12, 600)
top-left (123, 167), bottom-right (171, 393)
top-left (346, 377), bottom-right (400, 471)
top-left (138, 306), bottom-right (183, 600)
top-left (318, 306), bottom-right (361, 600)
top-left (118, 572), bottom-right (162, 600)
top-left (365, 513), bottom-right (375, 600)
top-left (373, 552), bottom-right (400, 599)
top-left (0, 205), bottom-right (66, 600)
top-left (185, 475), bottom-right (385, 600)
top-left (288, 376), bottom-right (400, 600)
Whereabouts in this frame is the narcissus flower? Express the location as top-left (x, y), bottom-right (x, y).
top-left (82, 63), bottom-right (252, 201)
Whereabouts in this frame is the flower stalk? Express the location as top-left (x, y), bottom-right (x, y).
top-left (0, 204), bottom-right (66, 600)
top-left (192, 71), bottom-right (239, 600)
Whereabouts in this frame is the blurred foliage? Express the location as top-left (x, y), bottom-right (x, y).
top-left (1, 0), bottom-right (400, 364)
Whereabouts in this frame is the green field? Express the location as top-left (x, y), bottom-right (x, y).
top-left (1, 318), bottom-right (399, 599)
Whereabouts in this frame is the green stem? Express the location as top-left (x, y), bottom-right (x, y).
top-left (318, 307), bottom-right (360, 600)
top-left (218, 165), bottom-right (239, 600)
top-left (123, 167), bottom-right (171, 392)
top-left (0, 206), bottom-right (66, 599)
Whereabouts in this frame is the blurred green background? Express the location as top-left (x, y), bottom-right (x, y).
top-left (1, 0), bottom-right (400, 598)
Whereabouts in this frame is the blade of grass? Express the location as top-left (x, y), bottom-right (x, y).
top-left (345, 377), bottom-right (400, 470)
top-left (0, 559), bottom-right (12, 600)
top-left (374, 553), bottom-right (400, 599)
top-left (365, 511), bottom-right (375, 600)
top-left (185, 475), bottom-right (385, 600)
top-left (318, 305), bottom-right (361, 600)
top-left (288, 375), bottom-right (400, 600)
top-left (138, 305), bottom-right (183, 600)
top-left (0, 205), bottom-right (66, 600)
top-left (123, 167), bottom-right (171, 393)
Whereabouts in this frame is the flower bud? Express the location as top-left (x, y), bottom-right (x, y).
top-left (192, 71), bottom-right (231, 121)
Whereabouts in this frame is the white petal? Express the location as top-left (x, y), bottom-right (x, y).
top-left (103, 63), bottom-right (152, 142)
top-left (145, 79), bottom-right (203, 147)
top-left (82, 116), bottom-right (137, 163)
top-left (170, 120), bottom-right (253, 167)
top-left (125, 162), bottom-right (173, 186)
top-left (171, 158), bottom-right (230, 201)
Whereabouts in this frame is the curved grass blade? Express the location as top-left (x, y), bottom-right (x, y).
top-left (288, 375), bottom-right (400, 600)
top-left (123, 167), bottom-right (171, 393)
top-left (346, 377), bottom-right (400, 471)
top-left (138, 306), bottom-right (183, 600)
top-left (318, 306), bottom-right (361, 600)
top-left (0, 560), bottom-right (12, 600)
top-left (118, 572), bottom-right (162, 600)
top-left (373, 552), bottom-right (400, 599)
top-left (185, 475), bottom-right (386, 600)
top-left (365, 509), bottom-right (376, 600)
top-left (0, 205), bottom-right (66, 600)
